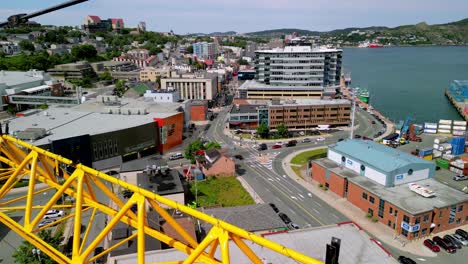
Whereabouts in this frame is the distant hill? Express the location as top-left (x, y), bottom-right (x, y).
top-left (245, 28), bottom-right (319, 37)
top-left (186, 31), bottom-right (237, 36)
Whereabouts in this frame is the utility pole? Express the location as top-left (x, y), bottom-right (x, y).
top-left (350, 87), bottom-right (356, 140)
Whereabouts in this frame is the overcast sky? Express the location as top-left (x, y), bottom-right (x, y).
top-left (1, 0), bottom-right (467, 34)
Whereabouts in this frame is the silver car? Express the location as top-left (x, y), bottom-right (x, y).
top-left (453, 234), bottom-right (468, 246)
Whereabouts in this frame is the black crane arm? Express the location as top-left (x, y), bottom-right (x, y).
top-left (22, 0), bottom-right (89, 20)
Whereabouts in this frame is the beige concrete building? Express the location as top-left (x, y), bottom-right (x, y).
top-left (139, 67), bottom-right (169, 82)
top-left (161, 71), bottom-right (217, 100)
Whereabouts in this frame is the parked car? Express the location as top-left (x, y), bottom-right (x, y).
top-left (43, 210), bottom-right (64, 219)
top-left (455, 229), bottom-right (468, 240)
top-left (433, 236), bottom-right (456, 253)
top-left (169, 153), bottom-right (184, 160)
top-left (453, 233), bottom-right (468, 246)
top-left (337, 138), bottom-right (345, 142)
top-left (38, 220), bottom-right (57, 228)
top-left (316, 137), bottom-right (325, 142)
top-left (234, 154), bottom-right (244, 160)
top-left (423, 239), bottom-right (440, 252)
top-left (286, 140), bottom-right (297, 147)
top-left (257, 143), bottom-right (268, 151)
top-left (290, 223), bottom-right (300, 230)
top-left (234, 129), bottom-right (242, 134)
top-left (453, 175), bottom-right (468, 181)
top-left (278, 213), bottom-right (291, 224)
top-left (269, 203), bottom-right (279, 213)
top-left (444, 235), bottom-right (463, 249)
top-left (272, 144), bottom-right (282, 149)
top-left (302, 138), bottom-right (311, 143)
top-left (397, 256), bottom-right (416, 264)
top-left (371, 120), bottom-right (376, 124)
top-left (354, 134), bottom-right (362, 139)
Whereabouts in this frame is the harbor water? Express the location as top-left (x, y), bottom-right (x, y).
top-left (343, 46), bottom-right (468, 123)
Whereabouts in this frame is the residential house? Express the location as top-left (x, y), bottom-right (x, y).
top-left (199, 149), bottom-right (235, 177)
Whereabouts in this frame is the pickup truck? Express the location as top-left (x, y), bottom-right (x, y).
top-left (453, 175), bottom-right (468, 181)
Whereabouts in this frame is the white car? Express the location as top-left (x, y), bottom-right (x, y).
top-left (453, 234), bottom-right (468, 246)
top-left (38, 219), bottom-right (56, 228)
top-left (316, 137), bottom-right (325, 142)
top-left (43, 210), bottom-right (64, 219)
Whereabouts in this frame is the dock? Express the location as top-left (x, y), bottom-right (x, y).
top-left (445, 89), bottom-right (468, 122)
top-left (339, 77), bottom-right (395, 140)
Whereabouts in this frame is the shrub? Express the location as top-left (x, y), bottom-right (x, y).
top-left (366, 213), bottom-right (372, 218)
top-left (371, 216), bottom-right (379, 223)
top-left (318, 183), bottom-right (323, 188)
top-left (323, 186), bottom-right (328, 191)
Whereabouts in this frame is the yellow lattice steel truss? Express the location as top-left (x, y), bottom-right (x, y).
top-left (0, 135), bottom-right (322, 264)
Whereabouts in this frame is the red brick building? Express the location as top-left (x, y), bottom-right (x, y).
top-left (199, 149), bottom-right (235, 177)
top-left (311, 140), bottom-right (468, 241)
top-left (190, 100), bottom-right (208, 121)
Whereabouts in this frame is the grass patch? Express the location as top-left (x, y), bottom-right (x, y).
top-left (290, 148), bottom-right (327, 165)
top-left (189, 176), bottom-right (255, 207)
top-left (291, 165), bottom-right (304, 179)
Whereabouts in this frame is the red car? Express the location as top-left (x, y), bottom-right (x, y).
top-left (272, 144), bottom-right (282, 149)
top-left (423, 239), bottom-right (440, 252)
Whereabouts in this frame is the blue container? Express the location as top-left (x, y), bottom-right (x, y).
top-left (419, 148), bottom-right (433, 156)
top-left (196, 173), bottom-right (205, 181)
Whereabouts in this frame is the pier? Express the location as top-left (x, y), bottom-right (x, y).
top-left (445, 89), bottom-right (468, 122)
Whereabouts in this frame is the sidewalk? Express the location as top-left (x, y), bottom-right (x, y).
top-left (237, 176), bottom-right (264, 204)
top-left (281, 148), bottom-right (437, 258)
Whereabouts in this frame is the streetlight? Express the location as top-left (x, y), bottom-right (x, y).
top-left (32, 248), bottom-right (42, 263)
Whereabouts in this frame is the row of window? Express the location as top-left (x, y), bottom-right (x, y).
top-left (272, 108), bottom-right (343, 113)
top-left (93, 140), bottom-right (119, 160)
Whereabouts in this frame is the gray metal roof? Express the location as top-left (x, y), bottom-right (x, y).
top-left (111, 223), bottom-right (395, 264)
top-left (136, 170), bottom-right (184, 196)
top-left (121, 156), bottom-right (167, 172)
top-left (7, 105), bottom-right (177, 146)
top-left (0, 70), bottom-right (49, 87)
top-left (316, 158), bottom-right (468, 215)
top-left (200, 204), bottom-right (287, 233)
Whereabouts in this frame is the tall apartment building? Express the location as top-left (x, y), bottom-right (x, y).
top-left (239, 46), bottom-right (342, 99)
top-left (192, 42), bottom-right (218, 60)
top-left (161, 71), bottom-right (218, 100)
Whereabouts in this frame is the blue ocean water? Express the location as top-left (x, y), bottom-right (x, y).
top-left (342, 46), bottom-right (468, 123)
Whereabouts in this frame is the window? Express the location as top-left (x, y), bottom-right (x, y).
top-left (378, 199), bottom-right (385, 218)
top-left (415, 217), bottom-right (420, 224)
top-left (368, 208), bottom-right (374, 216)
top-left (458, 205), bottom-right (464, 212)
top-left (403, 215), bottom-right (410, 223)
top-left (456, 218), bottom-right (461, 224)
top-left (387, 220), bottom-right (392, 227)
top-left (362, 192), bottom-right (368, 200)
top-left (369, 196), bottom-right (375, 204)
top-left (414, 231), bottom-right (419, 238)
top-left (449, 206), bottom-right (456, 224)
top-left (401, 229), bottom-right (408, 237)
top-left (421, 228), bottom-right (427, 236)
top-left (424, 215), bottom-right (429, 222)
top-left (439, 211), bottom-right (443, 218)
top-left (389, 207), bottom-right (393, 214)
top-left (395, 210), bottom-right (398, 217)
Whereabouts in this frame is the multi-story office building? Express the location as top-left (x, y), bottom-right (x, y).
top-left (228, 99), bottom-right (351, 130)
top-left (239, 46), bottom-right (342, 99)
top-left (192, 42), bottom-right (218, 60)
top-left (161, 71), bottom-right (218, 100)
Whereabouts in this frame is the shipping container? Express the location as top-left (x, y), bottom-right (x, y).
top-left (452, 125), bottom-right (466, 131)
top-left (453, 131), bottom-right (466, 136)
top-left (424, 123), bottom-right (438, 129)
top-left (442, 154), bottom-right (455, 160)
top-left (434, 137), bottom-right (448, 144)
top-left (435, 159), bottom-right (449, 169)
top-left (424, 129), bottom-right (437, 134)
top-left (453, 120), bottom-right (467, 126)
top-left (439, 119), bottom-right (452, 125)
top-left (419, 148), bottom-right (433, 156)
top-left (438, 124), bottom-right (452, 130)
top-left (423, 155), bottom-right (433, 161)
top-left (437, 129), bottom-right (451, 134)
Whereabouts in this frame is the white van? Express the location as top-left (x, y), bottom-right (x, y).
top-left (169, 153), bottom-right (183, 160)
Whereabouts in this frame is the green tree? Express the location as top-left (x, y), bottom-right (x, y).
top-left (276, 123), bottom-right (289, 138)
top-left (204, 142), bottom-right (221, 150)
top-left (186, 45), bottom-right (193, 54)
top-left (99, 70), bottom-right (113, 81)
top-left (71, 44), bottom-right (98, 60)
top-left (114, 79), bottom-right (126, 96)
top-left (12, 229), bottom-right (64, 264)
top-left (19, 40), bottom-right (35, 52)
top-left (238, 58), bottom-right (249, 65)
top-left (256, 123), bottom-right (269, 139)
top-left (185, 140), bottom-right (204, 162)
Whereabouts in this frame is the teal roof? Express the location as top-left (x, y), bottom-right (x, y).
top-left (330, 139), bottom-right (433, 173)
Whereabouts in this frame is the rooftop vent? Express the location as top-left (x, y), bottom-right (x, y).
top-left (16, 128), bottom-right (47, 141)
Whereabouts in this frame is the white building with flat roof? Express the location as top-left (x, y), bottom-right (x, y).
top-left (161, 71), bottom-right (218, 101)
